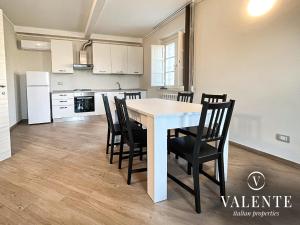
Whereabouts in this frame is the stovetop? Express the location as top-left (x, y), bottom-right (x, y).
top-left (73, 89), bottom-right (92, 91)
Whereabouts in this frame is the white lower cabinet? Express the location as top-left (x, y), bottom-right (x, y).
top-left (52, 93), bottom-right (74, 119)
top-left (52, 90), bottom-right (147, 120)
top-left (52, 105), bottom-right (74, 119)
top-left (95, 92), bottom-right (106, 115)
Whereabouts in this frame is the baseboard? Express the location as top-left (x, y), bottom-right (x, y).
top-left (230, 141), bottom-right (300, 169)
top-left (10, 119), bottom-right (26, 131)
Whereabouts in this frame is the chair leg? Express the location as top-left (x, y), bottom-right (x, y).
top-left (106, 129), bottom-right (110, 154)
top-left (193, 162), bottom-right (201, 213)
top-left (218, 156), bottom-right (226, 198)
top-left (127, 146), bottom-right (134, 185)
top-left (109, 133), bottom-right (115, 164)
top-left (118, 136), bottom-right (124, 169)
top-left (187, 163), bottom-right (192, 175)
top-left (139, 146), bottom-right (143, 161)
top-left (175, 129), bottom-right (179, 137)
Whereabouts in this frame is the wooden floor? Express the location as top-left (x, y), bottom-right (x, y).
top-left (0, 116), bottom-right (298, 225)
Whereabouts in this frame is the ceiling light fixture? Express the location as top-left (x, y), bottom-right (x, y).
top-left (247, 0), bottom-right (277, 17)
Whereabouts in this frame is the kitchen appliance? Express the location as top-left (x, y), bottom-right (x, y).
top-left (74, 92), bottom-right (95, 113)
top-left (73, 40), bottom-right (93, 70)
top-left (20, 40), bottom-right (50, 51)
top-left (26, 71), bottom-right (51, 124)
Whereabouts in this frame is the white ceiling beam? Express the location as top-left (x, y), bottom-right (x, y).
top-left (90, 33), bottom-right (143, 44)
top-left (85, 0), bottom-right (106, 37)
top-left (14, 26), bottom-right (86, 39)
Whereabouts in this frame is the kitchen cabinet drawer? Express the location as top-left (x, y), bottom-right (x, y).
top-left (52, 99), bottom-right (74, 106)
top-left (52, 93), bottom-right (74, 100)
top-left (52, 105), bottom-right (74, 119)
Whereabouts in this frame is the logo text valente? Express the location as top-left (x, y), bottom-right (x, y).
top-left (221, 171), bottom-right (292, 209)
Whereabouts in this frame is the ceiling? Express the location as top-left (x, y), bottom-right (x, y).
top-left (94, 0), bottom-right (188, 37)
top-left (0, 0), bottom-right (189, 37)
top-left (0, 0), bottom-right (94, 32)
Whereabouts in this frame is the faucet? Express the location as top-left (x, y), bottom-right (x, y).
top-left (116, 82), bottom-right (121, 90)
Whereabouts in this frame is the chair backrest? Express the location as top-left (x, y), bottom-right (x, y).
top-left (177, 91), bottom-right (194, 103)
top-left (124, 92), bottom-right (141, 100)
top-left (193, 100), bottom-right (235, 157)
top-left (201, 93), bottom-right (227, 104)
top-left (102, 94), bottom-right (114, 131)
top-left (114, 97), bottom-right (134, 146)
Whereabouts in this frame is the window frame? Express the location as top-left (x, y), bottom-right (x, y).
top-left (162, 38), bottom-right (178, 88)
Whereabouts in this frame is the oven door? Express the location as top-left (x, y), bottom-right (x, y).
top-left (74, 96), bottom-right (95, 113)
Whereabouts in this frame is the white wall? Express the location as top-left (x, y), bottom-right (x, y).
top-left (193, 0), bottom-right (300, 163)
top-left (142, 13), bottom-right (185, 97)
top-left (3, 16), bottom-right (21, 126)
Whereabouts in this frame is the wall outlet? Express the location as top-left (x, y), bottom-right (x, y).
top-left (57, 82), bottom-right (63, 86)
top-left (276, 134), bottom-right (290, 143)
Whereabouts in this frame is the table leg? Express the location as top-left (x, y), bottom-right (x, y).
top-left (147, 116), bottom-right (168, 203)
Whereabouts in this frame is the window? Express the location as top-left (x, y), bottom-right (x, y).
top-left (165, 42), bottom-right (176, 86)
top-left (151, 41), bottom-right (177, 87)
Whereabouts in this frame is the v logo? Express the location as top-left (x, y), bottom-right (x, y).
top-left (252, 175), bottom-right (261, 187)
top-left (247, 171), bottom-right (265, 191)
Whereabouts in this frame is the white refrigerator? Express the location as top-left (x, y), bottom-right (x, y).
top-left (26, 71), bottom-right (51, 124)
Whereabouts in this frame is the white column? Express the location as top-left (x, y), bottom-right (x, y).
top-left (146, 116), bottom-right (168, 203)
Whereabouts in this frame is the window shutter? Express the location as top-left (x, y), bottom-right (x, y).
top-left (177, 31), bottom-right (184, 87)
top-left (151, 45), bottom-right (165, 87)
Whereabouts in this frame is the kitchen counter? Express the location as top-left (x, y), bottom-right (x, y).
top-left (52, 88), bottom-right (147, 94)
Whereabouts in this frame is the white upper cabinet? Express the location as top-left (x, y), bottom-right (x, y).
top-left (127, 46), bottom-right (143, 75)
top-left (51, 40), bottom-right (74, 74)
top-left (111, 45), bottom-right (128, 74)
top-left (93, 43), bottom-right (112, 74)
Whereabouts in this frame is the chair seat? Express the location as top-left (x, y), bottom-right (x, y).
top-left (168, 136), bottom-right (219, 163)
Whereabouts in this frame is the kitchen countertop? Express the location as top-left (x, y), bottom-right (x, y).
top-left (52, 88), bottom-right (147, 94)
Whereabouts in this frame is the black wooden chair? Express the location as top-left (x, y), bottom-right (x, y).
top-left (167, 91), bottom-right (194, 140)
top-left (124, 92), bottom-right (141, 99)
top-left (114, 97), bottom-right (147, 185)
top-left (102, 94), bottom-right (122, 164)
top-left (168, 100), bottom-right (235, 213)
top-left (177, 91), bottom-right (194, 103)
top-left (124, 92), bottom-right (143, 127)
top-left (176, 93), bottom-right (227, 137)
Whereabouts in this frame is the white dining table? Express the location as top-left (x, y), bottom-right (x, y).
top-left (125, 98), bottom-right (229, 203)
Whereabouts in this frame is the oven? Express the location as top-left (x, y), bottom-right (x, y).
top-left (74, 92), bottom-right (95, 113)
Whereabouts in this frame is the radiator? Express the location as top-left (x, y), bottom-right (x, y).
top-left (161, 92), bottom-right (177, 101)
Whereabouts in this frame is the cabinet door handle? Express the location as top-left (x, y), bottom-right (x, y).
top-left (59, 100), bottom-right (67, 103)
top-left (134, 72), bottom-right (139, 74)
top-left (58, 69), bottom-right (66, 72)
top-left (59, 94), bottom-right (67, 96)
top-left (99, 70), bottom-right (106, 73)
top-left (59, 107), bottom-right (67, 109)
top-left (0, 85), bottom-right (6, 88)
